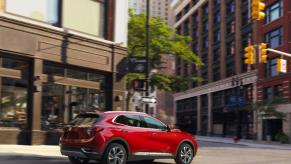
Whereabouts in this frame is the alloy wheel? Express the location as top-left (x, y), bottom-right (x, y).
top-left (108, 146), bottom-right (125, 164)
top-left (180, 145), bottom-right (193, 164)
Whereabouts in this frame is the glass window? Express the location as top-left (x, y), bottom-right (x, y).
top-left (69, 113), bottom-right (103, 126)
top-left (42, 83), bottom-right (65, 130)
top-left (42, 64), bottom-right (106, 130)
top-left (6, 0), bottom-right (60, 25)
top-left (266, 0), bottom-right (283, 23)
top-left (67, 69), bottom-right (87, 80)
top-left (264, 87), bottom-right (273, 102)
top-left (0, 57), bottom-right (30, 129)
top-left (143, 116), bottom-right (167, 130)
top-left (115, 115), bottom-right (143, 127)
top-left (266, 58), bottom-right (279, 78)
top-left (265, 27), bottom-right (283, 48)
top-left (62, 0), bottom-right (105, 37)
top-left (43, 65), bottom-right (65, 76)
top-left (227, 1), bottom-right (235, 14)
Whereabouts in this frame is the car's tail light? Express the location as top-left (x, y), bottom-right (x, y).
top-left (86, 127), bottom-right (104, 136)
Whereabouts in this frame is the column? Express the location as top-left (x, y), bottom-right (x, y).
top-left (207, 93), bottom-right (213, 136)
top-left (283, 113), bottom-right (291, 140)
top-left (220, 0), bottom-right (226, 78)
top-left (197, 96), bottom-right (201, 135)
top-left (31, 59), bottom-right (43, 144)
top-left (253, 82), bottom-right (262, 140)
top-left (235, 0), bottom-right (242, 74)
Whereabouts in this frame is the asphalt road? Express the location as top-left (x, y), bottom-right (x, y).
top-left (0, 141), bottom-right (291, 164)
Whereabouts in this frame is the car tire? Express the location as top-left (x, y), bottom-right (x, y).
top-left (175, 143), bottom-right (194, 164)
top-left (102, 143), bottom-right (127, 164)
top-left (68, 156), bottom-right (89, 164)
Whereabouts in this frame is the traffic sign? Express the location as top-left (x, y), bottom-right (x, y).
top-left (228, 96), bottom-right (244, 109)
top-left (141, 97), bottom-right (157, 104)
top-left (277, 59), bottom-right (287, 73)
top-left (128, 57), bottom-right (147, 73)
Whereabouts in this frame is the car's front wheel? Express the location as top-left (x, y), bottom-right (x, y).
top-left (102, 143), bottom-right (127, 164)
top-left (68, 156), bottom-right (89, 164)
top-left (175, 143), bottom-right (194, 164)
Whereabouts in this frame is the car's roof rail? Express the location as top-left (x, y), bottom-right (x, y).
top-left (103, 111), bottom-right (147, 115)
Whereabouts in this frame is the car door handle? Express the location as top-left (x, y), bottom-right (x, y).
top-left (121, 130), bottom-right (128, 133)
top-left (152, 132), bottom-right (157, 135)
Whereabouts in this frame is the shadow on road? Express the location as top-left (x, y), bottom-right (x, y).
top-left (0, 154), bottom-right (173, 164)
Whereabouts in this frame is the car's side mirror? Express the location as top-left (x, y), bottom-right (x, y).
top-left (166, 124), bottom-right (171, 132)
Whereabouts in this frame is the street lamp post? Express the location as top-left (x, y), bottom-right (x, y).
top-left (145, 0), bottom-right (150, 114)
top-left (232, 77), bottom-right (243, 141)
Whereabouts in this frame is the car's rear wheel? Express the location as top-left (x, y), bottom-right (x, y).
top-left (68, 156), bottom-right (89, 164)
top-left (175, 143), bottom-right (194, 164)
top-left (102, 143), bottom-right (127, 164)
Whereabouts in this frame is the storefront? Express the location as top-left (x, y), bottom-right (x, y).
top-left (0, 56), bottom-right (32, 144)
top-left (0, 13), bottom-right (127, 144)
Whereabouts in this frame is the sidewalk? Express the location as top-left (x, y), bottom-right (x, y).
top-left (196, 135), bottom-right (291, 150)
top-left (0, 145), bottom-right (63, 157)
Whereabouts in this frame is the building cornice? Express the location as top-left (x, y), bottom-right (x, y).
top-left (174, 0), bottom-right (208, 28)
top-left (0, 12), bottom-right (127, 51)
top-left (173, 70), bottom-right (258, 101)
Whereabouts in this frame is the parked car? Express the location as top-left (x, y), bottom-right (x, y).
top-left (60, 111), bottom-right (198, 164)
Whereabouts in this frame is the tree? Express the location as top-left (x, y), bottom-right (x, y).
top-left (249, 97), bottom-right (287, 119)
top-left (126, 10), bottom-right (203, 110)
top-left (127, 10), bottom-right (203, 90)
top-left (248, 97), bottom-right (287, 141)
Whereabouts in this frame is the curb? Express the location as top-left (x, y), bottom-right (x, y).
top-left (196, 136), bottom-right (291, 150)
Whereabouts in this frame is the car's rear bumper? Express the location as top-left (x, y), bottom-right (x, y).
top-left (60, 146), bottom-right (102, 160)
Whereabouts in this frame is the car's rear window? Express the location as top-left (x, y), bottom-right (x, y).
top-left (69, 113), bottom-right (103, 126)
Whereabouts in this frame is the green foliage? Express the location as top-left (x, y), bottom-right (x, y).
top-left (249, 97), bottom-right (287, 119)
top-left (128, 10), bottom-right (202, 65)
top-left (275, 132), bottom-right (290, 144)
top-left (127, 9), bottom-right (203, 92)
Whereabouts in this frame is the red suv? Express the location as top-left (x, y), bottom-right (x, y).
top-left (60, 111), bottom-right (198, 164)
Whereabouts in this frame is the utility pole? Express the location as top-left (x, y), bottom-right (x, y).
top-left (145, 0), bottom-right (150, 114)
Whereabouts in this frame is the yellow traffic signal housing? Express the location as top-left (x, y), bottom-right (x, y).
top-left (252, 0), bottom-right (266, 20)
top-left (277, 59), bottom-right (281, 73)
top-left (244, 45), bottom-right (255, 65)
top-left (260, 43), bottom-right (268, 63)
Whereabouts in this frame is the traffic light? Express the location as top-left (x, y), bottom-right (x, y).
top-left (244, 45), bottom-right (255, 65)
top-left (132, 79), bottom-right (146, 90)
top-left (252, 0), bottom-right (266, 20)
top-left (259, 43), bottom-right (268, 63)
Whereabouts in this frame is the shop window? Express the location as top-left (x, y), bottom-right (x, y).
top-left (67, 69), bottom-right (87, 80)
top-left (42, 64), bottom-right (106, 130)
top-left (0, 57), bottom-right (30, 129)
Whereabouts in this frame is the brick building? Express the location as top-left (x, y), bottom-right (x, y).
top-left (172, 0), bottom-right (291, 141)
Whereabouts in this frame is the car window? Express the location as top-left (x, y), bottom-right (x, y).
top-left (143, 116), bottom-right (167, 130)
top-left (69, 113), bottom-right (103, 126)
top-left (114, 115), bottom-right (142, 127)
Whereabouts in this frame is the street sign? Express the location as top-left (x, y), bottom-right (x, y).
top-left (141, 97), bottom-right (157, 104)
top-left (228, 96), bottom-right (244, 109)
top-left (277, 59), bottom-right (287, 73)
top-left (128, 57), bottom-right (147, 73)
